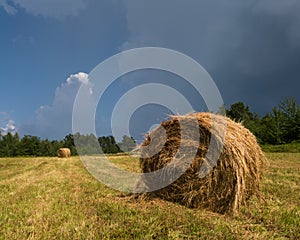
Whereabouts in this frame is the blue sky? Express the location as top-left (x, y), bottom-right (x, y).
top-left (1, 0), bottom-right (300, 140)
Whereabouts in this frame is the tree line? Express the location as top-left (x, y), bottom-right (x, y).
top-left (225, 97), bottom-right (300, 144)
top-left (0, 97), bottom-right (299, 157)
top-left (0, 133), bottom-right (136, 157)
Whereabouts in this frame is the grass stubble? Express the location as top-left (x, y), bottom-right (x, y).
top-left (0, 153), bottom-right (299, 239)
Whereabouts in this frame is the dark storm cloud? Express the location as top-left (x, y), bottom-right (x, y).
top-left (122, 0), bottom-right (300, 114)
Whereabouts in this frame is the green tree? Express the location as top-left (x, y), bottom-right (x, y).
top-left (118, 135), bottom-right (136, 152)
top-left (226, 102), bottom-right (262, 138)
top-left (259, 112), bottom-right (283, 145)
top-left (98, 136), bottom-right (121, 154)
top-left (107, 136), bottom-right (121, 154)
top-left (226, 102), bottom-right (254, 122)
top-left (12, 132), bottom-right (20, 156)
top-left (278, 97), bottom-right (300, 143)
top-left (63, 134), bottom-right (77, 156)
top-left (0, 132), bottom-right (3, 157)
top-left (40, 139), bottom-right (54, 156)
top-left (50, 140), bottom-right (64, 156)
top-left (0, 132), bottom-right (20, 157)
top-left (254, 97), bottom-right (299, 144)
top-left (19, 135), bottom-right (42, 156)
top-left (73, 133), bottom-right (99, 155)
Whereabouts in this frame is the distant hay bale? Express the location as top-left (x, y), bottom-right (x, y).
top-left (139, 112), bottom-right (267, 214)
top-left (57, 148), bottom-right (71, 158)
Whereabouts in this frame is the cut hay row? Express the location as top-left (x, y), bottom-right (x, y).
top-left (139, 112), bottom-right (267, 214)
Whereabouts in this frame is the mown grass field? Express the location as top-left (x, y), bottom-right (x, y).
top-left (0, 153), bottom-right (299, 239)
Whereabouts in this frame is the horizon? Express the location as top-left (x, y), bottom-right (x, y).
top-left (1, 96), bottom-right (298, 142)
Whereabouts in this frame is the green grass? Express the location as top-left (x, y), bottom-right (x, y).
top-left (0, 153), bottom-right (299, 239)
top-left (261, 142), bottom-right (300, 153)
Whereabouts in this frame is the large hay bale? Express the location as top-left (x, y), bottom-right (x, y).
top-left (57, 148), bottom-right (71, 158)
top-left (139, 112), bottom-right (267, 214)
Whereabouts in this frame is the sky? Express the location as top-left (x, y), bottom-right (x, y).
top-left (0, 0), bottom-right (299, 141)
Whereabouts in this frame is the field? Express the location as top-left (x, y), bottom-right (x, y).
top-left (0, 153), bottom-right (299, 239)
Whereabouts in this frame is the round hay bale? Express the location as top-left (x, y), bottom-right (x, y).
top-left (57, 148), bottom-right (71, 158)
top-left (139, 112), bottom-right (267, 214)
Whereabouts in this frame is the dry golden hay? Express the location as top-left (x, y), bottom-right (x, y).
top-left (139, 112), bottom-right (267, 214)
top-left (57, 148), bottom-right (71, 158)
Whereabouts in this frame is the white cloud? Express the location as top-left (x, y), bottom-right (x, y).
top-left (1, 120), bottom-right (17, 135)
top-left (67, 72), bottom-right (89, 85)
top-left (19, 72), bottom-right (90, 139)
top-left (0, 0), bottom-right (17, 15)
top-left (0, 112), bottom-right (17, 135)
top-left (1, 0), bottom-right (87, 19)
